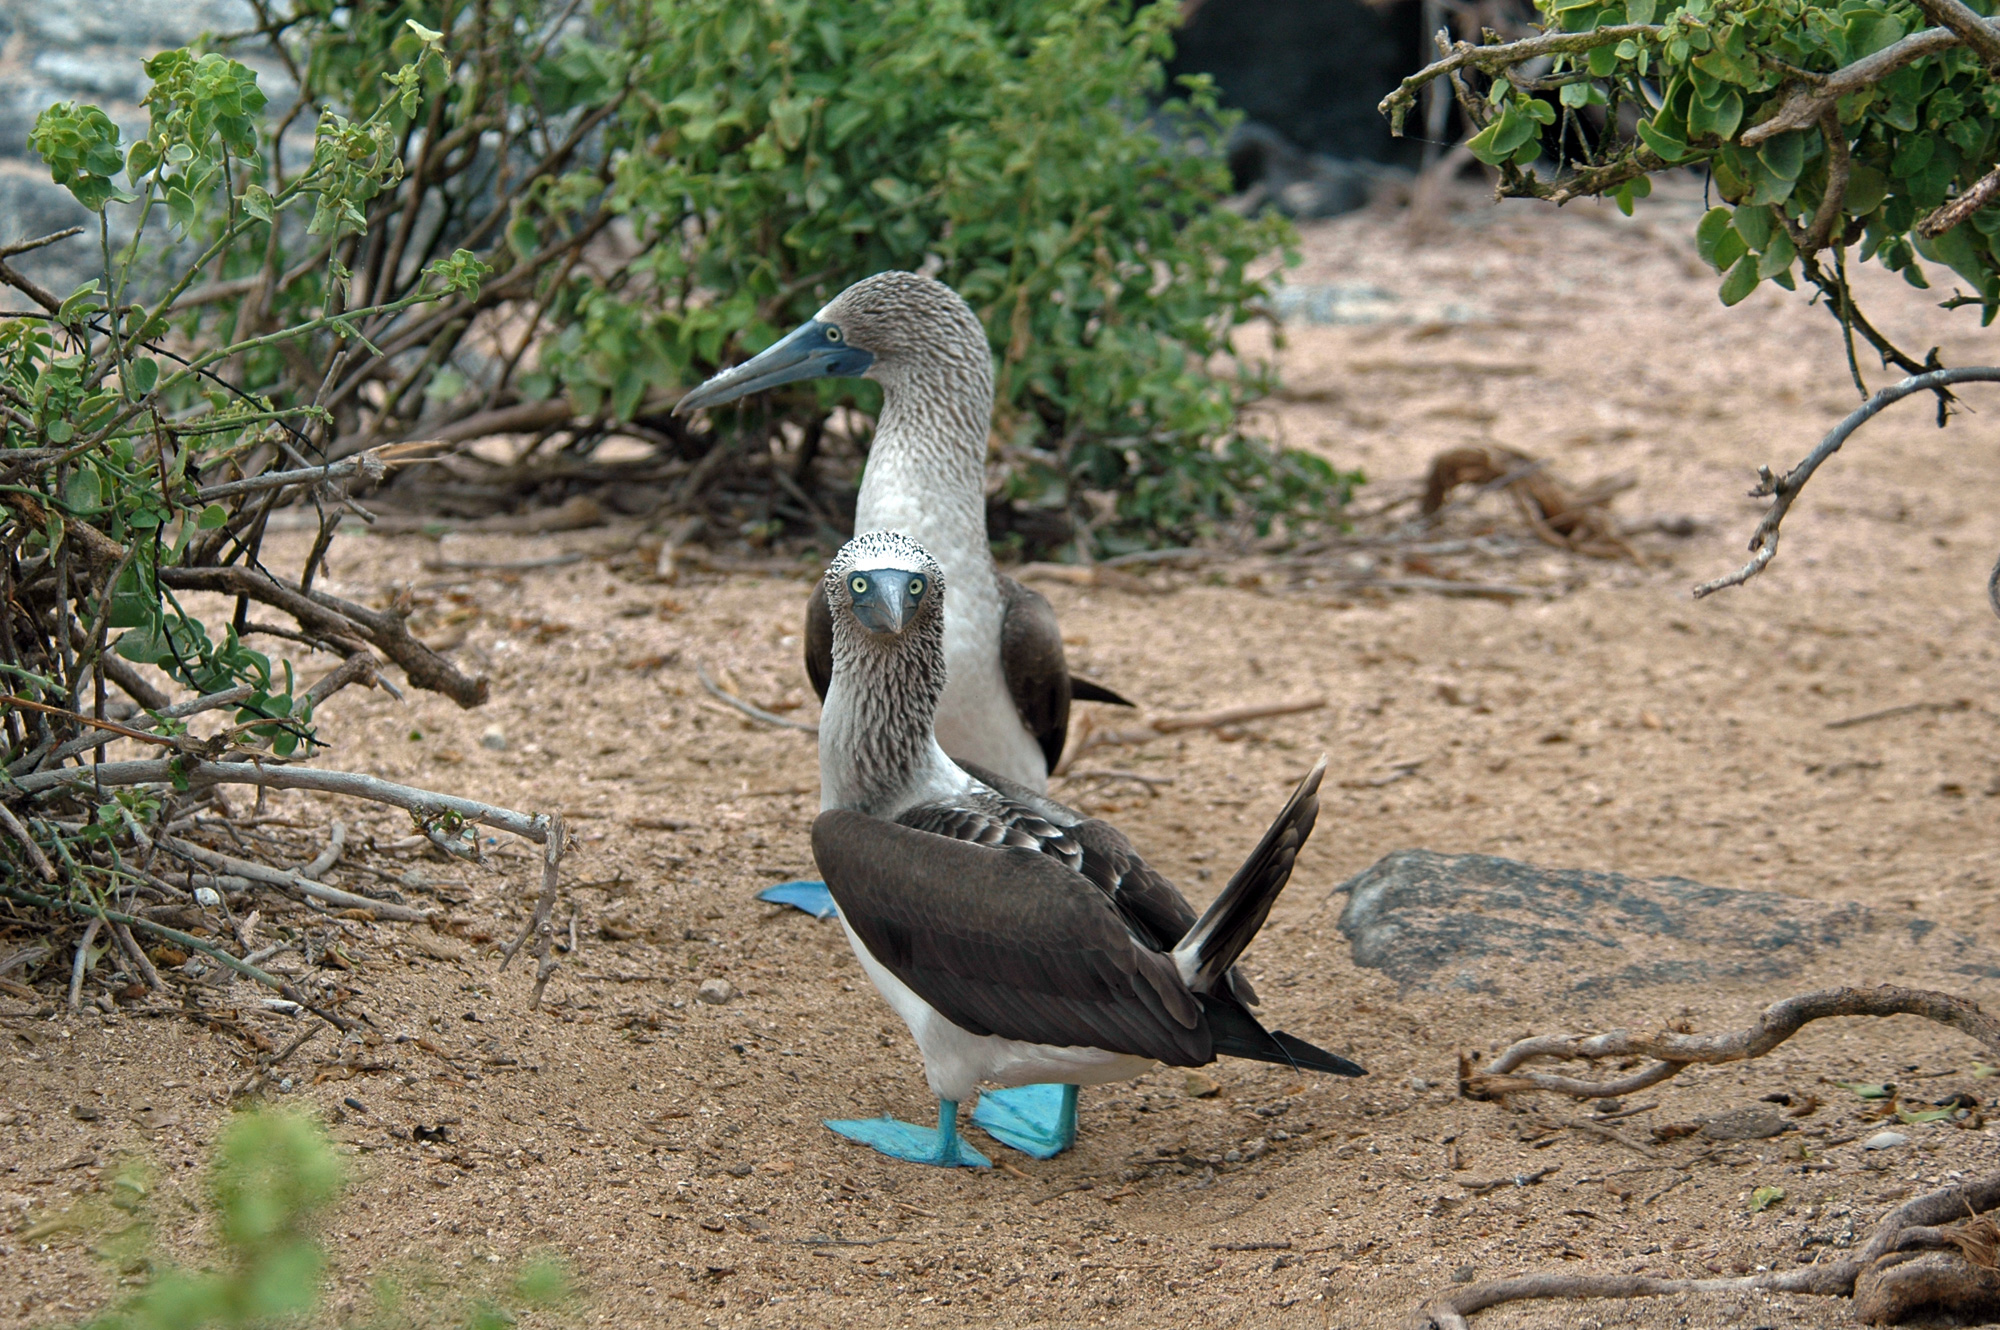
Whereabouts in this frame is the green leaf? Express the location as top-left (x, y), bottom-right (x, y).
top-left (1732, 204), bottom-right (1772, 251)
top-left (1636, 119), bottom-right (1687, 162)
top-left (1750, 1186), bottom-right (1785, 1212)
top-left (1694, 207), bottom-right (1739, 270)
top-left (126, 355), bottom-right (160, 396)
top-left (1587, 45), bottom-right (1619, 77)
top-left (1834, 1081), bottom-right (1896, 1099)
top-left (198, 503), bottom-right (229, 529)
top-left (1687, 87), bottom-right (1744, 141)
top-left (1896, 1105), bottom-right (1957, 1125)
top-left (1757, 132), bottom-right (1805, 183)
top-left (64, 468), bottom-right (101, 512)
top-left (1718, 253), bottom-right (1760, 305)
top-left (406, 19), bottom-right (444, 43)
top-left (1625, 0), bottom-right (1656, 21)
top-left (240, 183), bottom-right (274, 222)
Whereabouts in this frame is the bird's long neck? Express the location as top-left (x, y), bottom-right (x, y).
top-left (818, 605), bottom-right (966, 818)
top-left (853, 356), bottom-right (994, 590)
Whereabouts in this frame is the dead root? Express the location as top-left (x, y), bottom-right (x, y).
top-left (1420, 444), bottom-right (1641, 562)
top-left (1459, 984), bottom-right (2000, 1101)
top-left (1411, 1176), bottom-right (2000, 1328)
top-left (1413, 988), bottom-right (2000, 1327)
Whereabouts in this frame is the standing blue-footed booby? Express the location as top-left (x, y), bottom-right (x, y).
top-left (674, 271), bottom-right (1130, 791)
top-left (807, 531), bottom-right (1364, 1169)
top-left (676, 272), bottom-right (1131, 1156)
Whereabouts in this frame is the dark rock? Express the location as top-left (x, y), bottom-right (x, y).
top-left (1224, 121), bottom-right (1386, 220)
top-left (1167, 0), bottom-right (1425, 166)
top-left (1332, 849), bottom-right (2000, 999)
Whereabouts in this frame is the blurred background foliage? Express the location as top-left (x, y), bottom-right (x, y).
top-left (37, 1110), bottom-right (572, 1330)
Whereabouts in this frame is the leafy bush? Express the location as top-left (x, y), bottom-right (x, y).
top-left (562, 0), bottom-right (1346, 552)
top-left (38, 1110), bottom-right (570, 1330)
top-left (1384, 0), bottom-right (2000, 375)
top-left (118, 0), bottom-right (1344, 557)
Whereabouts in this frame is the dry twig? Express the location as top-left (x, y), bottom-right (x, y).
top-left (1055, 697), bottom-right (1325, 773)
top-left (695, 664), bottom-right (818, 734)
top-left (1693, 368), bottom-right (2000, 598)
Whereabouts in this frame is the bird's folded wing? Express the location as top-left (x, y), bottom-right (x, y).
top-left (812, 810), bottom-right (1207, 1063)
top-left (996, 575), bottom-right (1071, 775)
top-left (897, 787), bottom-right (1082, 870)
top-left (803, 585), bottom-right (834, 703)
top-left (1065, 819), bottom-right (1198, 952)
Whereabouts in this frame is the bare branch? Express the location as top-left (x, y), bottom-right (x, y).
top-left (14, 758), bottom-right (553, 846)
top-left (1693, 367), bottom-right (2000, 598)
top-left (0, 803), bottom-right (57, 881)
top-left (1919, 163), bottom-right (2000, 240)
top-left (1909, 0), bottom-right (2000, 67)
top-left (1378, 26), bottom-right (1664, 134)
top-left (1740, 22), bottom-right (1992, 146)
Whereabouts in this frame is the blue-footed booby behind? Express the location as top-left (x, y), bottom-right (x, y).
top-left (674, 270), bottom-right (1130, 791)
top-left (805, 531), bottom-right (1363, 1169)
top-left (676, 272), bottom-right (1132, 1156)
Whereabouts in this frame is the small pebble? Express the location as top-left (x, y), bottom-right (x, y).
top-left (480, 727), bottom-right (507, 751)
top-left (1184, 1071), bottom-right (1222, 1098)
top-left (696, 978), bottom-right (735, 1005)
top-left (193, 886), bottom-right (221, 907)
top-left (69, 1102), bottom-right (98, 1121)
top-left (1862, 1131), bottom-right (1909, 1150)
top-left (1410, 1077), bottom-right (1430, 1092)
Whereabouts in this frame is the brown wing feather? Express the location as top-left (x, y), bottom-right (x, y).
top-left (996, 574), bottom-right (1071, 774)
top-left (812, 810), bottom-right (1209, 1063)
top-left (803, 584), bottom-right (833, 703)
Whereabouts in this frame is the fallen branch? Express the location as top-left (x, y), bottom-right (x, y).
top-left (1055, 697), bottom-right (1325, 774)
top-left (156, 834), bottom-right (432, 922)
top-left (1462, 985), bottom-right (2000, 1102)
top-left (1826, 698), bottom-right (1971, 730)
top-left (1693, 368), bottom-right (2000, 599)
top-left (695, 664), bottom-right (818, 733)
top-left (499, 812), bottom-right (569, 1009)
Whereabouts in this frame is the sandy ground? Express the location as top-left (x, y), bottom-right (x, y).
top-left (5, 178), bottom-right (2000, 1329)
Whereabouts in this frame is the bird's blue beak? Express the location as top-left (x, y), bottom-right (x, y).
top-left (673, 320), bottom-right (875, 415)
top-left (846, 568), bottom-right (925, 636)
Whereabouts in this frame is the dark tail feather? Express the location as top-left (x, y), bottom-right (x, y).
top-left (1070, 675), bottom-right (1135, 707)
top-left (1202, 995), bottom-right (1366, 1077)
top-left (1173, 755), bottom-right (1326, 993)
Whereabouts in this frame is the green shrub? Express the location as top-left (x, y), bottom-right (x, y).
top-left (1385, 0), bottom-right (1997, 358)
top-left (138, 0), bottom-right (1343, 557)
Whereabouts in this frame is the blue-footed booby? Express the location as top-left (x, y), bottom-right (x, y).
top-left (674, 270), bottom-right (1129, 790)
top-left (676, 272), bottom-right (1132, 1156)
top-left (805, 531), bottom-right (1363, 1169)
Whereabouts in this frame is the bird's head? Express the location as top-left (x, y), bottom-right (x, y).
top-left (824, 530), bottom-right (944, 641)
top-left (673, 272), bottom-right (986, 415)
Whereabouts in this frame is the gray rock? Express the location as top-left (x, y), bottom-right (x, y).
top-left (1698, 1104), bottom-right (1788, 1140)
top-left (33, 50), bottom-right (147, 102)
top-left (1332, 849), bottom-right (2000, 1000)
top-left (1862, 1131), bottom-right (1909, 1151)
top-left (695, 977), bottom-right (734, 1005)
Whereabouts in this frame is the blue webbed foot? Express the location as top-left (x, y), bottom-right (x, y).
top-left (974, 1083), bottom-right (1079, 1159)
top-left (826, 1100), bottom-right (989, 1169)
top-left (758, 879), bottom-right (839, 919)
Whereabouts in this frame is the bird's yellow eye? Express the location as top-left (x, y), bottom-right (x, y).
top-left (850, 575), bottom-right (869, 595)
top-left (908, 577), bottom-right (925, 597)
top-left (825, 326), bottom-right (843, 343)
